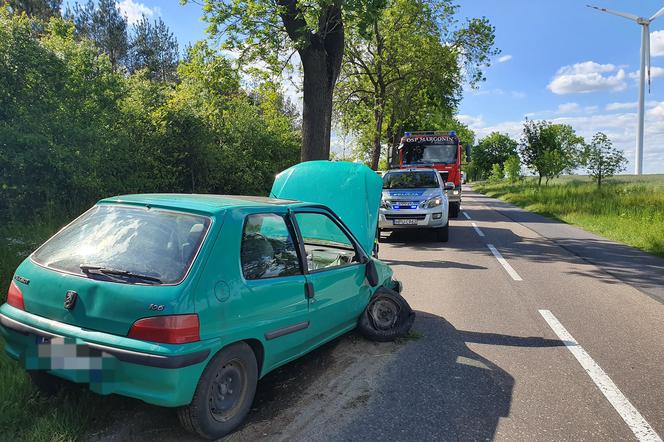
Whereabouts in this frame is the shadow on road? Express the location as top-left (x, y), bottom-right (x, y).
top-left (83, 312), bottom-right (568, 441)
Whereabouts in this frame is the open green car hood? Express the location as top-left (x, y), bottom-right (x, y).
top-left (271, 161), bottom-right (383, 254)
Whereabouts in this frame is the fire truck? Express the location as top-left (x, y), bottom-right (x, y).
top-left (396, 131), bottom-right (470, 218)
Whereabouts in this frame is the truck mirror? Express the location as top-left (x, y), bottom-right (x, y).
top-left (465, 145), bottom-right (471, 162)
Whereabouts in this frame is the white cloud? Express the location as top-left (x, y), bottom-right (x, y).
top-left (652, 30), bottom-right (664, 57)
top-left (497, 55), bottom-right (513, 63)
top-left (628, 66), bottom-right (664, 81)
top-left (548, 61), bottom-right (627, 95)
top-left (585, 105), bottom-right (598, 114)
top-left (460, 101), bottom-right (664, 174)
top-left (557, 102), bottom-right (579, 113)
top-left (606, 101), bottom-right (637, 111)
top-left (117, 0), bottom-right (160, 24)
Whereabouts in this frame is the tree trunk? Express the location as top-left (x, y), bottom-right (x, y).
top-left (538, 174), bottom-right (543, 186)
top-left (370, 105), bottom-right (384, 170)
top-left (301, 49), bottom-right (335, 161)
top-left (297, 4), bottom-right (344, 162)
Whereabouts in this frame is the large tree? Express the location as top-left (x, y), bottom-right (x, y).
top-left (335, 0), bottom-right (497, 169)
top-left (128, 17), bottom-right (179, 82)
top-left (67, 0), bottom-right (129, 70)
top-left (584, 132), bottom-right (626, 188)
top-left (520, 119), bottom-right (584, 185)
top-left (472, 132), bottom-right (518, 179)
top-left (0, 0), bottom-right (62, 19)
top-left (194, 0), bottom-right (386, 161)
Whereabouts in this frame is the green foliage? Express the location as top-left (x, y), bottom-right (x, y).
top-left (472, 132), bottom-right (518, 179)
top-left (67, 0), bottom-right (129, 70)
top-left (489, 163), bottom-right (504, 182)
top-left (584, 132), bottom-right (626, 187)
top-left (0, 0), bottom-right (61, 19)
top-left (474, 176), bottom-right (664, 258)
top-left (503, 155), bottom-right (521, 182)
top-left (520, 119), bottom-right (584, 185)
top-left (334, 0), bottom-right (495, 168)
top-left (0, 11), bottom-right (300, 225)
top-left (128, 17), bottom-right (179, 82)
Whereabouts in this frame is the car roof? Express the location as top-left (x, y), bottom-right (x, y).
top-left (99, 193), bottom-right (305, 215)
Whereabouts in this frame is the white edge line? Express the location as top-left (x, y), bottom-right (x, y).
top-left (463, 212), bottom-right (471, 220)
top-left (471, 222), bottom-right (485, 237)
top-left (486, 244), bottom-right (522, 281)
top-left (538, 310), bottom-right (662, 442)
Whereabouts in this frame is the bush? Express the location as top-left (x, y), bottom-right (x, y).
top-left (504, 155), bottom-right (521, 182)
top-left (489, 163), bottom-right (504, 182)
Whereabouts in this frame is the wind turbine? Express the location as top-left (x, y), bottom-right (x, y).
top-left (587, 4), bottom-right (664, 175)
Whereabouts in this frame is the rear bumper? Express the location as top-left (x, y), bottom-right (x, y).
top-left (0, 313), bottom-right (209, 369)
top-left (0, 306), bottom-right (213, 407)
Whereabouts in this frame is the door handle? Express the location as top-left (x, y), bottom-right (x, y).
top-left (304, 282), bottom-right (315, 300)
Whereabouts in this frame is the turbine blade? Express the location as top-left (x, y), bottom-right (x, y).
top-left (586, 4), bottom-right (640, 21)
top-left (647, 26), bottom-right (652, 93)
top-left (650, 5), bottom-right (664, 21)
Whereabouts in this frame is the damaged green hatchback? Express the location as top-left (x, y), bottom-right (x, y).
top-left (0, 161), bottom-right (407, 439)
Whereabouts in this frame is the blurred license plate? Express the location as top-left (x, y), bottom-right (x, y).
top-left (393, 219), bottom-right (418, 225)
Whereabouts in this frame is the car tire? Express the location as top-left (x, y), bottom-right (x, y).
top-left (358, 288), bottom-right (415, 342)
top-left (178, 342), bottom-right (258, 440)
top-left (449, 202), bottom-right (460, 218)
top-left (436, 222), bottom-right (449, 242)
top-left (28, 371), bottom-right (66, 396)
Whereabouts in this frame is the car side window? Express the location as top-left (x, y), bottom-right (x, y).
top-left (294, 212), bottom-right (359, 272)
top-left (241, 214), bottom-right (302, 280)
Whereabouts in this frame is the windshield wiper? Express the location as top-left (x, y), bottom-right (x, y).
top-left (80, 264), bottom-right (162, 284)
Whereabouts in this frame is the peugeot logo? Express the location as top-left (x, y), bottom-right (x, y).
top-left (64, 290), bottom-right (78, 310)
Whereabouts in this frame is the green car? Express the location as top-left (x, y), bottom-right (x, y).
top-left (0, 161), bottom-right (408, 439)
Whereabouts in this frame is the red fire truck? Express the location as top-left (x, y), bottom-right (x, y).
top-left (396, 131), bottom-right (470, 218)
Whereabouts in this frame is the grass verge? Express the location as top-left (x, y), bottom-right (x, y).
top-left (0, 222), bottom-right (135, 441)
top-left (472, 175), bottom-right (664, 258)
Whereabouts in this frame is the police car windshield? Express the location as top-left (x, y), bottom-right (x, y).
top-left (383, 171), bottom-right (438, 189)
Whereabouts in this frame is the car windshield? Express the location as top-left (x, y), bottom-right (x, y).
top-left (32, 205), bottom-right (211, 284)
top-left (383, 171), bottom-right (439, 189)
top-left (403, 143), bottom-right (458, 164)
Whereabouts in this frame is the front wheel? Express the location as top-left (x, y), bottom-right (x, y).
top-left (178, 342), bottom-right (258, 440)
top-left (449, 202), bottom-right (460, 218)
top-left (436, 222), bottom-right (449, 242)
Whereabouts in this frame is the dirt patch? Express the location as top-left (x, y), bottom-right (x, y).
top-left (83, 331), bottom-right (405, 441)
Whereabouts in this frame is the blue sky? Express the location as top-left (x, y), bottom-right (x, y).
top-left (98, 0), bottom-right (664, 173)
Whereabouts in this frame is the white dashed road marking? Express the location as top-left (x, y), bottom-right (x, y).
top-left (487, 244), bottom-right (522, 281)
top-left (471, 222), bottom-right (485, 237)
top-left (539, 310), bottom-right (662, 442)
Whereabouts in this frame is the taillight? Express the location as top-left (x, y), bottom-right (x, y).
top-left (128, 314), bottom-right (200, 344)
top-left (7, 281), bottom-right (25, 310)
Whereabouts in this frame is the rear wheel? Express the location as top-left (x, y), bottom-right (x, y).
top-left (178, 342), bottom-right (258, 440)
top-left (449, 202), bottom-right (460, 218)
top-left (436, 222), bottom-right (449, 242)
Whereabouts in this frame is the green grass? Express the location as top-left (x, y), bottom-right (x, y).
top-left (0, 222), bottom-right (136, 441)
top-left (473, 175), bottom-right (664, 258)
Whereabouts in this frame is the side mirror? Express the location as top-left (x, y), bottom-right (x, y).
top-left (444, 182), bottom-right (455, 191)
top-left (365, 259), bottom-right (379, 287)
top-left (465, 145), bottom-right (471, 162)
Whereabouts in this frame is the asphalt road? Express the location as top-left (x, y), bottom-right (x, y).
top-left (89, 188), bottom-right (664, 442)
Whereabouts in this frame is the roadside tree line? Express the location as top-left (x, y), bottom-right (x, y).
top-left (0, 7), bottom-right (301, 224)
top-left (468, 120), bottom-right (627, 187)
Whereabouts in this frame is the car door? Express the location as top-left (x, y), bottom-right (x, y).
top-left (238, 212), bottom-right (311, 368)
top-left (291, 208), bottom-right (372, 345)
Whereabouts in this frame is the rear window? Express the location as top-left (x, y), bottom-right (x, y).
top-left (383, 171), bottom-right (439, 189)
top-left (32, 205), bottom-right (211, 284)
